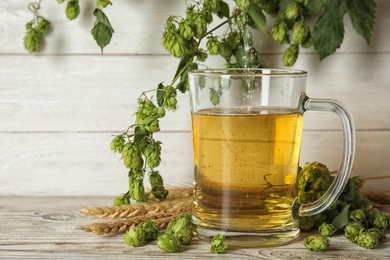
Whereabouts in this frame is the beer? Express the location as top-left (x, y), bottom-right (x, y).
top-left (191, 107), bottom-right (303, 245)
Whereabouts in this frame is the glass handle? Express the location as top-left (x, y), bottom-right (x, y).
top-left (292, 94), bottom-right (356, 219)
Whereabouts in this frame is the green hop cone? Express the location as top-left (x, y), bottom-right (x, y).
top-left (206, 36), bottom-right (221, 55)
top-left (235, 0), bottom-right (251, 12)
top-left (139, 219), bottom-right (160, 241)
top-left (284, 1), bottom-right (301, 21)
top-left (151, 185), bottom-right (169, 200)
top-left (349, 209), bottom-right (367, 223)
top-left (366, 228), bottom-right (386, 242)
top-left (97, 0), bottom-right (112, 9)
top-left (163, 87), bottom-right (177, 111)
top-left (121, 143), bottom-right (143, 169)
top-left (372, 212), bottom-right (389, 230)
top-left (178, 20), bottom-right (194, 41)
top-left (196, 49), bottom-right (208, 62)
top-left (157, 234), bottom-right (181, 253)
top-left (355, 230), bottom-right (380, 249)
top-left (123, 225), bottom-right (146, 247)
top-left (144, 141), bottom-right (161, 168)
top-left (165, 214), bottom-right (192, 245)
top-left (318, 223), bottom-right (337, 237)
top-left (211, 234), bottom-right (228, 254)
top-left (304, 234), bottom-right (330, 252)
top-left (157, 107), bottom-right (166, 118)
top-left (113, 194), bottom-right (130, 206)
top-left (149, 170), bottom-right (164, 187)
top-left (283, 44), bottom-right (299, 67)
top-left (66, 0), bottom-right (80, 20)
top-left (344, 221), bottom-right (365, 242)
top-left (129, 178), bottom-right (145, 202)
top-left (37, 17), bottom-right (51, 36)
top-left (57, 0), bottom-right (65, 3)
top-left (110, 135), bottom-right (125, 153)
top-left (227, 30), bottom-right (240, 49)
top-left (162, 31), bottom-right (184, 58)
top-left (24, 28), bottom-right (42, 53)
top-left (292, 21), bottom-right (309, 44)
top-left (187, 12), bottom-right (207, 39)
top-left (301, 31), bottom-right (312, 48)
top-left (271, 21), bottom-right (290, 44)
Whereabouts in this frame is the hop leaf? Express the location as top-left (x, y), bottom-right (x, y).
top-left (346, 0), bottom-right (376, 44)
top-left (304, 234), bottom-right (330, 252)
top-left (66, 0), bottom-right (80, 20)
top-left (312, 0), bottom-right (348, 60)
top-left (91, 8), bottom-right (114, 53)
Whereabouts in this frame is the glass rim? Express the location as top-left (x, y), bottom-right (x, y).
top-left (189, 68), bottom-right (307, 77)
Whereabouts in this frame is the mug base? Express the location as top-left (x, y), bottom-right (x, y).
top-left (193, 225), bottom-right (300, 247)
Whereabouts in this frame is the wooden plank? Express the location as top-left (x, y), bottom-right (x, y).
top-left (1, 53), bottom-right (389, 133)
top-left (0, 196), bottom-right (389, 259)
top-left (1, 0), bottom-right (389, 54)
top-left (0, 131), bottom-right (389, 196)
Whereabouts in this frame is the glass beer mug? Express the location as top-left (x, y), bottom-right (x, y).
top-left (188, 68), bottom-right (355, 247)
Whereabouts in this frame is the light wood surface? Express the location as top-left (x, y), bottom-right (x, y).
top-left (1, 1), bottom-right (389, 196)
top-left (0, 196), bottom-right (389, 259)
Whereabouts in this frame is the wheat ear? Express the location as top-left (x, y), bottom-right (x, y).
top-left (80, 209), bottom-right (192, 235)
top-left (81, 189), bottom-right (193, 219)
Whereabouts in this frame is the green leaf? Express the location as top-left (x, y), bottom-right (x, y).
top-left (312, 0), bottom-right (348, 60)
top-left (91, 8), bottom-right (114, 52)
top-left (157, 83), bottom-right (165, 107)
top-left (216, 1), bottom-right (230, 19)
top-left (347, 0), bottom-right (376, 44)
top-left (331, 204), bottom-right (350, 229)
top-left (306, 0), bottom-right (326, 15)
top-left (247, 3), bottom-right (266, 32)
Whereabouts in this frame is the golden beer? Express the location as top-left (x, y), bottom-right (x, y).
top-left (191, 107), bottom-right (304, 245)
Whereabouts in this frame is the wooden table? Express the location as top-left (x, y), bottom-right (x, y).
top-left (0, 196), bottom-right (389, 259)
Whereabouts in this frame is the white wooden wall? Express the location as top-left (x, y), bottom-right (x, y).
top-left (1, 0), bottom-right (389, 196)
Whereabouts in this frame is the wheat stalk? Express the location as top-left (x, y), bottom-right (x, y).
top-left (81, 209), bottom-right (192, 235)
top-left (81, 188), bottom-right (193, 219)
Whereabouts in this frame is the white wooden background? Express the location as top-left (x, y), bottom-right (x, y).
top-left (0, 0), bottom-right (389, 196)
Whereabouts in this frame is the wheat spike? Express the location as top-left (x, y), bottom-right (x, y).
top-left (81, 190), bottom-right (193, 219)
top-left (80, 209), bottom-right (192, 235)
